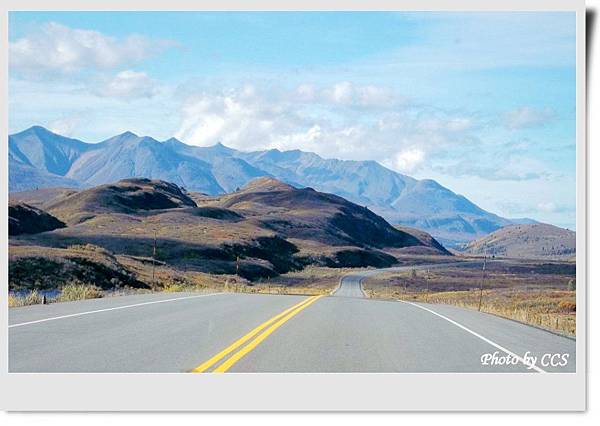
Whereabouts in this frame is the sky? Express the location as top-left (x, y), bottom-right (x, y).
top-left (8, 12), bottom-right (577, 229)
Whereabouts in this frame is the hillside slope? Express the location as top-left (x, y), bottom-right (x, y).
top-left (43, 178), bottom-right (197, 224)
top-left (9, 178), bottom-right (449, 289)
top-left (461, 223), bottom-right (576, 260)
top-left (9, 203), bottom-right (66, 236)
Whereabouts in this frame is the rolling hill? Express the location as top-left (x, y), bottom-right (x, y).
top-left (460, 223), bottom-right (576, 260)
top-left (8, 202), bottom-right (66, 236)
top-left (9, 177), bottom-right (450, 291)
top-left (9, 125), bottom-right (532, 244)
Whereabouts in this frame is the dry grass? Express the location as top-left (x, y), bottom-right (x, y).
top-left (8, 290), bottom-right (44, 307)
top-left (259, 266), bottom-right (362, 293)
top-left (110, 266), bottom-right (339, 296)
top-left (56, 281), bottom-right (104, 302)
top-left (228, 282), bottom-right (330, 296)
top-left (363, 261), bottom-right (576, 336)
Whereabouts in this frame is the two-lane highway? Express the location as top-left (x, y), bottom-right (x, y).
top-left (332, 262), bottom-right (478, 298)
top-left (9, 265), bottom-right (576, 373)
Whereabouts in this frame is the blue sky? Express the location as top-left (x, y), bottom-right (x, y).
top-left (8, 12), bottom-right (577, 229)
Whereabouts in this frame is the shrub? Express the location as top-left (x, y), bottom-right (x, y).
top-left (558, 300), bottom-right (576, 312)
top-left (162, 282), bottom-right (189, 292)
top-left (57, 281), bottom-right (103, 302)
top-left (567, 279), bottom-right (576, 291)
top-left (8, 290), bottom-right (44, 307)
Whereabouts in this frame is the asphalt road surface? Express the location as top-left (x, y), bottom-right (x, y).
top-left (9, 266), bottom-right (576, 373)
top-left (331, 262), bottom-right (469, 298)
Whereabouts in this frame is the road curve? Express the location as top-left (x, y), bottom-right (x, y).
top-left (10, 273), bottom-right (576, 373)
top-left (332, 262), bottom-right (472, 298)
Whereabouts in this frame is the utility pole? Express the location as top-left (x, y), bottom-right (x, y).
top-left (152, 229), bottom-right (157, 285)
top-left (478, 245), bottom-right (487, 312)
top-left (236, 255), bottom-right (240, 276)
top-left (425, 268), bottom-right (430, 302)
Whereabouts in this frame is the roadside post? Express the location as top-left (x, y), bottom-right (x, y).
top-left (152, 229), bottom-right (157, 285)
top-left (425, 268), bottom-right (430, 302)
top-left (478, 245), bottom-right (487, 312)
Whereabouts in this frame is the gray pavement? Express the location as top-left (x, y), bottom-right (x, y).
top-left (9, 266), bottom-right (576, 372)
top-left (9, 292), bottom-right (306, 372)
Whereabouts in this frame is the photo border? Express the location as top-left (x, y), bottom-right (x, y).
top-left (0, 0), bottom-right (587, 411)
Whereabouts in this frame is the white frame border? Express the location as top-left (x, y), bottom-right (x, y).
top-left (0, 0), bottom-right (587, 411)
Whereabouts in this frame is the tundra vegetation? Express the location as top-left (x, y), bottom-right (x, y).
top-left (362, 261), bottom-right (576, 336)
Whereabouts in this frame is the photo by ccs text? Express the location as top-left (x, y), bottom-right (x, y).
top-left (480, 351), bottom-right (570, 369)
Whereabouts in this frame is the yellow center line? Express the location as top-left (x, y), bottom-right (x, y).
top-left (192, 295), bottom-right (319, 373)
top-left (213, 295), bottom-right (324, 373)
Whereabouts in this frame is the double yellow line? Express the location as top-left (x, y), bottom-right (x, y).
top-left (192, 294), bottom-right (323, 373)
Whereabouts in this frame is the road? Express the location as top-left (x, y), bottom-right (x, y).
top-left (331, 262), bottom-right (467, 298)
top-left (9, 265), bottom-right (576, 373)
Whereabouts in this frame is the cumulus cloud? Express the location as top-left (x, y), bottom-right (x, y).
top-left (503, 106), bottom-right (557, 129)
top-left (100, 70), bottom-right (157, 99)
top-left (9, 22), bottom-right (172, 74)
top-left (174, 83), bottom-right (477, 173)
top-left (175, 85), bottom-right (319, 151)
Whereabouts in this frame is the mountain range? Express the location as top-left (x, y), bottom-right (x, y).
top-left (9, 125), bottom-right (534, 245)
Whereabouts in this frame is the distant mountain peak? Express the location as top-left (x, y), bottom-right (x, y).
top-left (18, 125), bottom-right (69, 140)
top-left (28, 125), bottom-right (53, 134)
top-left (163, 137), bottom-right (184, 145)
top-left (207, 141), bottom-right (236, 153)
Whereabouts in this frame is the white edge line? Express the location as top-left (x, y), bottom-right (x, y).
top-left (330, 276), bottom-right (343, 296)
top-left (358, 276), bottom-right (367, 298)
top-left (399, 300), bottom-right (547, 373)
top-left (9, 293), bottom-right (224, 328)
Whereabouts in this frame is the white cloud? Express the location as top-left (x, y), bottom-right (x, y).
top-left (329, 81), bottom-right (354, 104)
top-left (504, 106), bottom-right (557, 129)
top-left (175, 85), bottom-right (317, 151)
top-left (9, 22), bottom-right (172, 74)
top-left (295, 84), bottom-right (316, 101)
top-left (48, 115), bottom-right (86, 137)
top-left (322, 81), bottom-right (397, 107)
top-left (391, 148), bottom-right (425, 173)
top-left (174, 84), bottom-right (477, 169)
top-left (100, 70), bottom-right (157, 99)
top-left (357, 85), bottom-right (396, 106)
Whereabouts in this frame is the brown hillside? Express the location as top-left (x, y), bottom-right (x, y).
top-left (462, 223), bottom-right (575, 260)
top-left (9, 202), bottom-right (66, 236)
top-left (44, 178), bottom-right (197, 224)
top-left (10, 177), bottom-right (450, 289)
